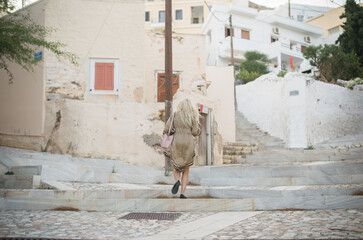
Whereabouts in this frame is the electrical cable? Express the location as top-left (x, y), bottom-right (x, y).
top-left (203, 0), bottom-right (229, 23)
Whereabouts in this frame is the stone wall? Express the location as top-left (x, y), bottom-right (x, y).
top-left (236, 73), bottom-right (363, 148)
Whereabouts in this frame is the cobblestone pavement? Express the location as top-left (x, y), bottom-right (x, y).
top-left (204, 210), bottom-right (363, 239)
top-left (0, 209), bottom-right (362, 239)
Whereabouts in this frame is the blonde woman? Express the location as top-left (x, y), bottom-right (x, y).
top-left (164, 98), bottom-right (201, 199)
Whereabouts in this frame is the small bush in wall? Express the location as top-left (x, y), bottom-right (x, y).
top-left (277, 71), bottom-right (287, 77)
top-left (346, 77), bottom-right (363, 90)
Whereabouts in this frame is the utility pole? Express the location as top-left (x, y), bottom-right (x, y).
top-left (22, 0), bottom-right (26, 7)
top-left (288, 0), bottom-right (291, 18)
top-left (164, 0), bottom-right (173, 175)
top-left (229, 15), bottom-right (237, 110)
top-left (229, 15), bottom-right (234, 68)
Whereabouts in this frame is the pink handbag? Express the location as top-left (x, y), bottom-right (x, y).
top-left (161, 113), bottom-right (175, 148)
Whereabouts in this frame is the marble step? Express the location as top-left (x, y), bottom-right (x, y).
top-left (192, 160), bottom-right (363, 178)
top-left (2, 183), bottom-right (361, 200)
top-left (195, 174), bottom-right (363, 187)
top-left (240, 152), bottom-right (363, 163)
top-left (1, 194), bottom-right (362, 211)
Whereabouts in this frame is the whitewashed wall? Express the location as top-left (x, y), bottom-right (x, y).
top-left (305, 81), bottom-right (363, 145)
top-left (206, 66), bottom-right (235, 142)
top-left (236, 73), bottom-right (363, 148)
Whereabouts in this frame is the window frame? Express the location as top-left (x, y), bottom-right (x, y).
top-left (175, 8), bottom-right (184, 21)
top-left (90, 58), bottom-right (120, 95)
top-left (328, 26), bottom-right (340, 35)
top-left (297, 15), bottom-right (304, 22)
top-left (158, 10), bottom-right (165, 23)
top-left (145, 11), bottom-right (151, 22)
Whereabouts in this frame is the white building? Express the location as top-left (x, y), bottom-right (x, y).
top-left (202, 4), bottom-right (324, 72)
top-left (272, 3), bottom-right (332, 22)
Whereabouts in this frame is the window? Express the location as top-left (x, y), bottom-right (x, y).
top-left (297, 15), bottom-right (304, 22)
top-left (159, 10), bottom-right (165, 23)
top-left (145, 11), bottom-right (150, 22)
top-left (328, 26), bottom-right (340, 35)
top-left (271, 36), bottom-right (279, 43)
top-left (290, 42), bottom-right (296, 50)
top-left (225, 27), bottom-right (234, 37)
top-left (90, 59), bottom-right (119, 95)
top-left (241, 30), bottom-right (250, 40)
top-left (157, 73), bottom-right (180, 102)
top-left (191, 6), bottom-right (203, 24)
top-left (175, 9), bottom-right (183, 20)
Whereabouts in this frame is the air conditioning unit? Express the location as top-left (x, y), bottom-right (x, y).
top-left (304, 36), bottom-right (311, 43)
top-left (272, 27), bottom-right (279, 34)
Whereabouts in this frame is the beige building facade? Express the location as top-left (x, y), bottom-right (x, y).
top-left (144, 0), bottom-right (248, 34)
top-left (1, 0), bottom-right (164, 166)
top-left (304, 6), bottom-right (346, 37)
top-left (1, 0), bottom-right (235, 167)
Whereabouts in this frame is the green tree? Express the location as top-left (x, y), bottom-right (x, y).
top-left (236, 51), bottom-right (270, 84)
top-left (0, 0), bottom-right (78, 83)
top-left (336, 0), bottom-right (363, 65)
top-left (303, 44), bottom-right (362, 82)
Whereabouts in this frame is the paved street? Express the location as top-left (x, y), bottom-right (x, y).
top-left (0, 209), bottom-right (362, 239)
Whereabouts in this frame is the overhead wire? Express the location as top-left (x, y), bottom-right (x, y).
top-left (203, 0), bottom-right (229, 23)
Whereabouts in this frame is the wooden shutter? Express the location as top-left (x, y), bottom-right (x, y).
top-left (104, 63), bottom-right (114, 90)
top-left (225, 27), bottom-right (234, 37)
top-left (157, 73), bottom-right (179, 102)
top-left (94, 62), bottom-right (114, 91)
top-left (242, 30), bottom-right (250, 40)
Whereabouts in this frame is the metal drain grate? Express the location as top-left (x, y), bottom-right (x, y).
top-left (120, 212), bottom-right (181, 220)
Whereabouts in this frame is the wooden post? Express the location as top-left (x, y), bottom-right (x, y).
top-left (164, 0), bottom-right (173, 175)
top-left (230, 15), bottom-right (237, 110)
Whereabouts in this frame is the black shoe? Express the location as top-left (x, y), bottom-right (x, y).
top-left (172, 180), bottom-right (180, 194)
top-left (180, 194), bottom-right (187, 199)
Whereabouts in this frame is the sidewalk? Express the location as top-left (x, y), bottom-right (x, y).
top-left (0, 209), bottom-right (362, 239)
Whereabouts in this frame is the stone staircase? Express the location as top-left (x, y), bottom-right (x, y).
top-left (235, 110), bottom-right (285, 149)
top-left (0, 144), bottom-right (362, 211)
top-left (223, 142), bottom-right (258, 164)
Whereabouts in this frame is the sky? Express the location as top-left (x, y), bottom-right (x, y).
top-left (15, 0), bottom-right (361, 9)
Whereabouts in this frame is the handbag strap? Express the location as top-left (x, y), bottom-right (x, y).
top-left (167, 113), bottom-right (175, 135)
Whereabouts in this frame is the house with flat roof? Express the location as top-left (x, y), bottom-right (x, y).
top-left (202, 3), bottom-right (324, 72)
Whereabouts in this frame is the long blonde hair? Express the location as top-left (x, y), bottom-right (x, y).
top-left (177, 99), bottom-right (200, 127)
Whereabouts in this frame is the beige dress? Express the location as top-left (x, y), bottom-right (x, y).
top-left (163, 112), bottom-right (201, 172)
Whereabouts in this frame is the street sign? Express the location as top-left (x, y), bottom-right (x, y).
top-left (34, 51), bottom-right (43, 61)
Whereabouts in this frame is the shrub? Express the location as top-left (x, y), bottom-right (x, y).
top-left (277, 71), bottom-right (287, 77)
top-left (236, 51), bottom-right (270, 84)
top-left (303, 44), bottom-right (362, 82)
top-left (346, 77), bottom-right (363, 90)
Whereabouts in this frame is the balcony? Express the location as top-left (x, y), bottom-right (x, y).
top-left (218, 37), bottom-right (305, 61)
